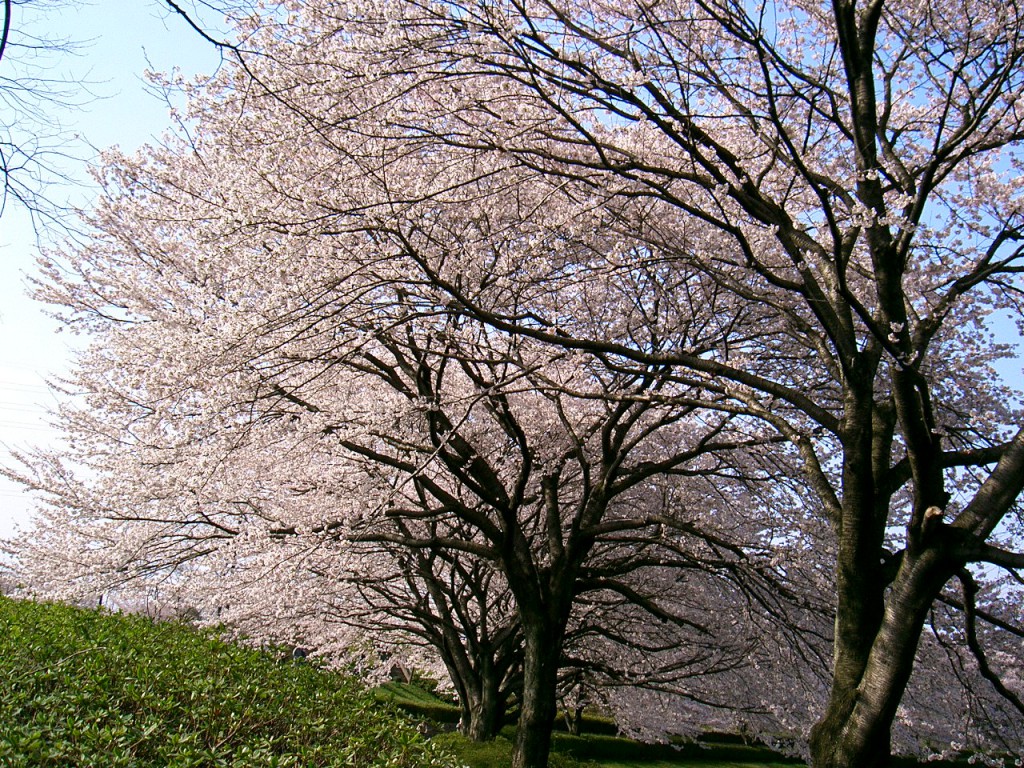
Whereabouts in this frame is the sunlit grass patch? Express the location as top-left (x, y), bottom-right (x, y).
top-left (0, 596), bottom-right (452, 768)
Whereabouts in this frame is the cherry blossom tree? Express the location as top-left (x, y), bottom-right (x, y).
top-left (8, 0), bottom-right (1024, 766)
top-left (257, 523), bottom-right (525, 741)
top-left (5, 112), bottom-right (813, 768)
top-left (179, 1), bottom-right (1024, 766)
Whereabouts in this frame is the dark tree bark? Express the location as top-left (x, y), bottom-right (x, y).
top-left (455, 652), bottom-right (513, 741)
top-left (512, 620), bottom-right (565, 768)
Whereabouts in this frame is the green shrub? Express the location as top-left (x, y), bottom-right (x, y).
top-left (0, 596), bottom-right (454, 768)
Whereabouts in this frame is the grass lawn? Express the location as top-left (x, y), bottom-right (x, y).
top-left (380, 681), bottom-right (804, 767)
top-left (441, 728), bottom-right (980, 768)
top-left (430, 728), bottom-right (804, 768)
top-left (593, 764), bottom-right (794, 767)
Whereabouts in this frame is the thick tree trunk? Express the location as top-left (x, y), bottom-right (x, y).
top-left (511, 624), bottom-right (562, 768)
top-left (809, 549), bottom-right (951, 768)
top-left (460, 694), bottom-right (504, 741)
top-left (458, 660), bottom-right (505, 741)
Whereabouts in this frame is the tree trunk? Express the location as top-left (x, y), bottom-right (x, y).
top-left (458, 660), bottom-right (505, 741)
top-left (511, 623), bottom-right (561, 768)
top-left (563, 705), bottom-right (584, 736)
top-left (809, 548), bottom-right (951, 768)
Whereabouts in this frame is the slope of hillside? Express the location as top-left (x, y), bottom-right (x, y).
top-left (0, 596), bottom-right (452, 768)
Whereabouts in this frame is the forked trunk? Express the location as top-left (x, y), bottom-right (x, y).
top-left (810, 549), bottom-right (952, 768)
top-left (458, 664), bottom-right (505, 741)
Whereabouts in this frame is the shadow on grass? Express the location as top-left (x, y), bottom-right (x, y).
top-left (433, 728), bottom-right (803, 768)
top-left (381, 683), bottom-right (982, 768)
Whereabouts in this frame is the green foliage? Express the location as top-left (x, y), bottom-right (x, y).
top-left (0, 597), bottom-right (454, 768)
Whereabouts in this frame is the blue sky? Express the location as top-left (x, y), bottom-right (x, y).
top-left (0, 0), bottom-right (223, 537)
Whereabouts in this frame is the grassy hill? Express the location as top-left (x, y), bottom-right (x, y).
top-left (0, 596), bottom-right (451, 768)
top-left (0, 596), bottom-right (806, 767)
top-left (2, 596), bottom-right (981, 768)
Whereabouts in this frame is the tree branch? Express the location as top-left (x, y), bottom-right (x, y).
top-left (958, 570), bottom-right (1024, 717)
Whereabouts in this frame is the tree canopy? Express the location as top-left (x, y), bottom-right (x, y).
top-left (5, 1), bottom-right (1024, 767)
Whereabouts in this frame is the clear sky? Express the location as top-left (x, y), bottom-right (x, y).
top-left (0, 0), bottom-right (223, 537)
